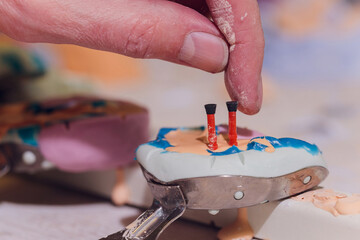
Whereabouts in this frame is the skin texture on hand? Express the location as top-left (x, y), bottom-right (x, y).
top-left (0, 0), bottom-right (264, 114)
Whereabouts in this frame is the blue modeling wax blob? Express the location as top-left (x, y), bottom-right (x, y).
top-left (16, 125), bottom-right (40, 147)
top-left (91, 100), bottom-right (107, 108)
top-left (146, 127), bottom-right (321, 156)
top-left (148, 128), bottom-right (177, 149)
top-left (207, 145), bottom-right (242, 156)
top-left (248, 136), bottom-right (320, 156)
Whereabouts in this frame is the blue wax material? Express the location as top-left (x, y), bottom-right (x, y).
top-left (16, 125), bottom-right (40, 147)
top-left (27, 102), bottom-right (43, 114)
top-left (27, 100), bottom-right (108, 118)
top-left (148, 128), bottom-right (178, 149)
top-left (1, 53), bottom-right (24, 74)
top-left (0, 50), bottom-right (46, 77)
top-left (91, 100), bottom-right (107, 108)
top-left (30, 52), bottom-right (46, 75)
top-left (207, 145), bottom-right (242, 156)
top-left (134, 128), bottom-right (180, 161)
top-left (147, 127), bottom-right (321, 156)
top-left (27, 102), bottom-right (68, 114)
top-left (148, 127), bottom-right (206, 149)
top-left (248, 136), bottom-right (321, 156)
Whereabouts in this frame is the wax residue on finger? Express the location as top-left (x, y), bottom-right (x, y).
top-left (240, 12), bottom-right (248, 22)
top-left (210, 0), bottom-right (236, 50)
top-left (293, 189), bottom-right (360, 216)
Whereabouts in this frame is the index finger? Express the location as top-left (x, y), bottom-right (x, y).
top-left (206, 0), bottom-right (265, 115)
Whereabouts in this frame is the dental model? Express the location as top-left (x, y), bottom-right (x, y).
top-left (101, 102), bottom-right (328, 240)
top-left (0, 96), bottom-right (149, 205)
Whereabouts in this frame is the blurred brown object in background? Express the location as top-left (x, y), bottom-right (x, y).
top-left (54, 44), bottom-right (145, 85)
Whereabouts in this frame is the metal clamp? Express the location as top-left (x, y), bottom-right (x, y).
top-left (100, 182), bottom-right (186, 240)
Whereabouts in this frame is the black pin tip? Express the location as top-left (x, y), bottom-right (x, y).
top-left (226, 101), bottom-right (238, 112)
top-left (205, 104), bottom-right (216, 114)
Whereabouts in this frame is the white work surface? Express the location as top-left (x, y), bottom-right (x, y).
top-left (0, 175), bottom-right (218, 240)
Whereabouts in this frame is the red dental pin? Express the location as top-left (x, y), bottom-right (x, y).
top-left (226, 101), bottom-right (238, 146)
top-left (205, 104), bottom-right (218, 151)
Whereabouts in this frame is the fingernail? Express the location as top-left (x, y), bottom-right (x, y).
top-left (179, 32), bottom-right (229, 73)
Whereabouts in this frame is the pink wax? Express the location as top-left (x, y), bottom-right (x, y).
top-left (38, 107), bottom-right (149, 172)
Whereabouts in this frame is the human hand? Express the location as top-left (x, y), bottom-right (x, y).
top-left (0, 0), bottom-right (264, 114)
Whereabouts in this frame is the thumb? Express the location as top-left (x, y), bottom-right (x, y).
top-left (0, 0), bottom-right (229, 73)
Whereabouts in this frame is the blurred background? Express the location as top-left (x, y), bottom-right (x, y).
top-left (1, 0), bottom-right (360, 238)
